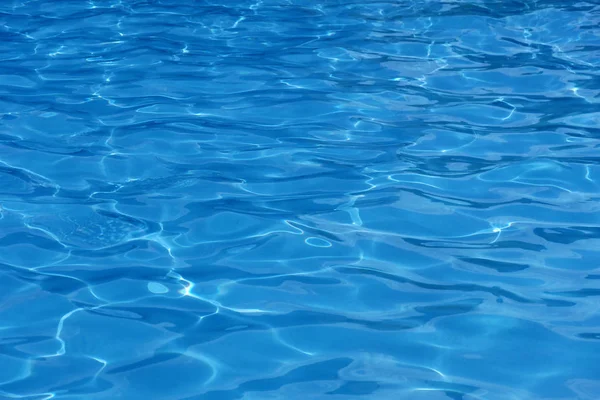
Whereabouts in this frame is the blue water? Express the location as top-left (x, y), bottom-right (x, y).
top-left (1, 0), bottom-right (599, 399)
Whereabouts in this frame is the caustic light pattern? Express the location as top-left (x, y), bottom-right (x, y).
top-left (1, 1), bottom-right (600, 399)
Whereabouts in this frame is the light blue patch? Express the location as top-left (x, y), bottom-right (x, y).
top-left (147, 282), bottom-right (169, 294)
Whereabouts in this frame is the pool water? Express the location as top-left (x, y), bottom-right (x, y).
top-left (1, 1), bottom-right (600, 399)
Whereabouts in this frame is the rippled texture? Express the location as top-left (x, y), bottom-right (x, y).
top-left (1, 0), bottom-right (600, 399)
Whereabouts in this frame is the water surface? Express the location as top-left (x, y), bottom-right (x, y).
top-left (1, 1), bottom-right (600, 399)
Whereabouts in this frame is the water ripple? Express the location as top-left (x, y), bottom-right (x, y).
top-left (1, 0), bottom-right (600, 399)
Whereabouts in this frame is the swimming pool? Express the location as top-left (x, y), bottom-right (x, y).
top-left (1, 1), bottom-right (599, 399)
